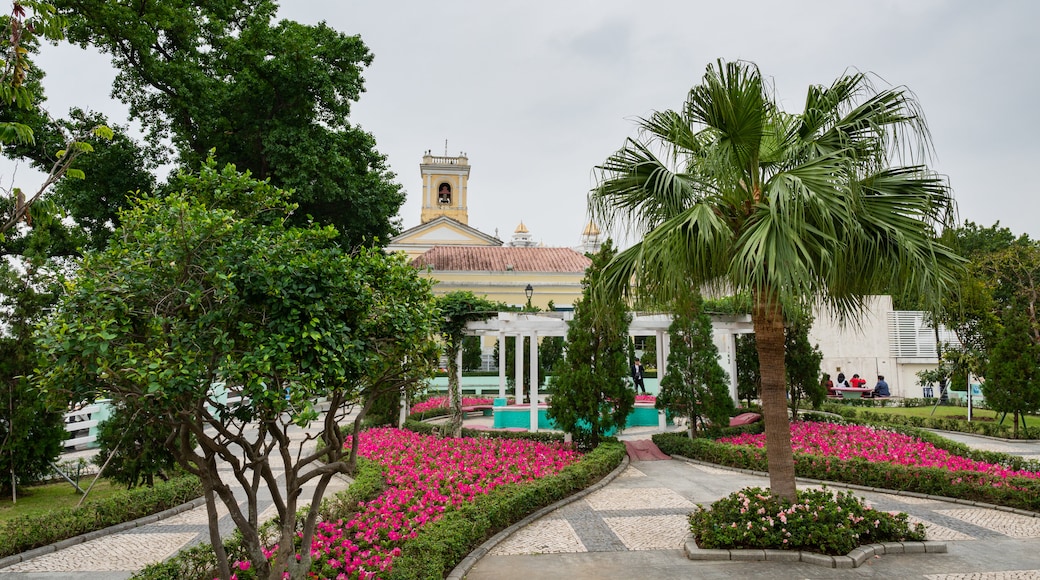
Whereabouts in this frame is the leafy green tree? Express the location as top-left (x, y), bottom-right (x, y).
top-left (785, 313), bottom-right (825, 415)
top-left (590, 60), bottom-right (962, 500)
top-left (462, 336), bottom-right (483, 372)
top-left (548, 240), bottom-right (634, 449)
top-left (0, 209), bottom-right (68, 497)
top-left (0, 2), bottom-right (113, 236)
top-left (35, 157), bottom-right (437, 580)
top-left (984, 307), bottom-right (1040, 437)
top-left (435, 291), bottom-right (501, 437)
top-left (656, 292), bottom-right (734, 436)
top-left (57, 0), bottom-right (404, 247)
top-left (735, 334), bottom-right (760, 407)
top-left (93, 402), bottom-right (178, 489)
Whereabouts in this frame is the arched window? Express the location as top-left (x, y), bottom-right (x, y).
top-left (437, 183), bottom-right (452, 205)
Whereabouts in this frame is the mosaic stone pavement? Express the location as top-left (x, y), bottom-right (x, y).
top-left (484, 447), bottom-right (1040, 580)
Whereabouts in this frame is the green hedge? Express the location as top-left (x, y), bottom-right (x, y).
top-left (384, 440), bottom-right (625, 580)
top-left (0, 475), bottom-right (202, 559)
top-left (653, 432), bottom-right (1040, 512)
top-left (821, 401), bottom-right (1040, 439)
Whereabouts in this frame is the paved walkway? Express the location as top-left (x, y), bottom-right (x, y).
top-left (5, 418), bottom-right (1040, 579)
top-left (465, 427), bottom-right (1040, 580)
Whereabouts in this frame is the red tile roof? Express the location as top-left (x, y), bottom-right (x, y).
top-left (412, 246), bottom-right (591, 273)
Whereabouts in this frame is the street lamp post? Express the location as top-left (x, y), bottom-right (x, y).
top-left (524, 284), bottom-right (534, 310)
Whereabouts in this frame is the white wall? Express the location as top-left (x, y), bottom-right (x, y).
top-left (809, 295), bottom-right (912, 398)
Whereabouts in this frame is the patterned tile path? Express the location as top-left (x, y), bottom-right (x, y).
top-left (466, 431), bottom-right (1040, 580)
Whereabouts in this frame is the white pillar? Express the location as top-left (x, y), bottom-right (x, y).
top-left (726, 333), bottom-right (739, 402)
top-left (455, 347), bottom-right (464, 407)
top-left (529, 330), bottom-right (539, 432)
top-left (399, 390), bottom-right (408, 428)
top-left (655, 329), bottom-right (666, 390)
top-left (514, 334), bottom-right (523, 402)
top-left (498, 331), bottom-right (506, 399)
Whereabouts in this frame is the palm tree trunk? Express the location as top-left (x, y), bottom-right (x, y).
top-left (752, 289), bottom-right (797, 501)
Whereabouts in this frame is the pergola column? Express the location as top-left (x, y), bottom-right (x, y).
top-left (529, 330), bottom-right (539, 432)
top-left (514, 334), bottom-right (523, 402)
top-left (455, 347), bottom-right (464, 407)
top-left (498, 331), bottom-right (506, 399)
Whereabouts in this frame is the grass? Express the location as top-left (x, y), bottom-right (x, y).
top-left (0, 478), bottom-right (123, 523)
top-left (856, 404), bottom-right (1040, 425)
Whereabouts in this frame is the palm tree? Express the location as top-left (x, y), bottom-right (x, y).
top-left (589, 59), bottom-right (963, 501)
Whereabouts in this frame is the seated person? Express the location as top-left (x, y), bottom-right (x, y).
top-left (872, 375), bottom-right (890, 398)
top-left (850, 374), bottom-right (867, 389)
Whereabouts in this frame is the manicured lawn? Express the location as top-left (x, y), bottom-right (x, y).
top-left (0, 479), bottom-right (122, 523)
top-left (856, 404), bottom-right (1040, 424)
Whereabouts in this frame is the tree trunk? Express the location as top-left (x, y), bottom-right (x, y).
top-left (752, 289), bottom-right (797, 502)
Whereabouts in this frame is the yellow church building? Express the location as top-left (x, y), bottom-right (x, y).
top-left (387, 151), bottom-right (599, 310)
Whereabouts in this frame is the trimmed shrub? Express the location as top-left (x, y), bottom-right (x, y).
top-left (0, 475), bottom-right (201, 558)
top-left (690, 486), bottom-right (924, 555)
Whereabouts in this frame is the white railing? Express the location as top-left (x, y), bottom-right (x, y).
top-left (63, 402), bottom-right (108, 449)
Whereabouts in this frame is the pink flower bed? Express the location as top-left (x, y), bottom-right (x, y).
top-left (635, 394), bottom-right (656, 404)
top-left (718, 421), bottom-right (1040, 480)
top-left (232, 428), bottom-right (579, 579)
top-left (409, 396), bottom-right (496, 415)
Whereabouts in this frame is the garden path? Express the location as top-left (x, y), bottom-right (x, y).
top-left (465, 428), bottom-right (1040, 580)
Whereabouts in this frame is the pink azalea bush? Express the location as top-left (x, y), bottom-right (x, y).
top-left (409, 396), bottom-right (497, 415)
top-left (229, 427), bottom-right (579, 579)
top-left (634, 394), bottom-right (656, 404)
top-left (718, 421), bottom-right (1040, 480)
top-left (690, 486), bottom-right (925, 555)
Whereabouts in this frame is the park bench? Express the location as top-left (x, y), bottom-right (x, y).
top-left (729, 412), bottom-right (762, 427)
top-left (461, 405), bottom-right (495, 417)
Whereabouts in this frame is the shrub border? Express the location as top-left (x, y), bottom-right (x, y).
top-left (0, 489), bottom-right (206, 570)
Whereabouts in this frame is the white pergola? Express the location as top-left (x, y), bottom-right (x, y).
top-left (457, 311), bottom-right (754, 432)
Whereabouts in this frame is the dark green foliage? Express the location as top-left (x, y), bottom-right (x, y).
top-left (0, 474), bottom-right (201, 558)
top-left (93, 403), bottom-right (178, 489)
top-left (58, 0), bottom-right (404, 248)
top-left (985, 311), bottom-right (1040, 437)
top-left (0, 226), bottom-right (67, 494)
top-left (735, 334), bottom-right (760, 406)
top-left (547, 241), bottom-right (634, 449)
top-left (785, 314), bottom-right (825, 414)
top-left (654, 430), bottom-right (1040, 512)
top-left (656, 292), bottom-right (734, 434)
top-left (690, 486), bottom-right (925, 555)
top-left (462, 335), bottom-right (483, 371)
top-left (384, 441), bottom-right (625, 580)
top-left (48, 111), bottom-right (157, 251)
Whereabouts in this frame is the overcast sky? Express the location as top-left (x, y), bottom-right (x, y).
top-left (23, 0), bottom-right (1040, 248)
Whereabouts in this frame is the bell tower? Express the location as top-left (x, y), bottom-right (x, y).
top-left (420, 150), bottom-right (471, 224)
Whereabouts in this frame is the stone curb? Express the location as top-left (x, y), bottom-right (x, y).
top-left (445, 452), bottom-right (632, 580)
top-left (684, 536), bottom-right (948, 568)
top-left (0, 495), bottom-right (208, 571)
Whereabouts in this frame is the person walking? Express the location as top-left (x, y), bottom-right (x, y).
top-left (631, 358), bottom-right (646, 394)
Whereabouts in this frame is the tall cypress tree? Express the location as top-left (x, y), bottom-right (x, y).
top-left (548, 241), bottom-right (633, 449)
top-left (656, 292), bottom-right (734, 436)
